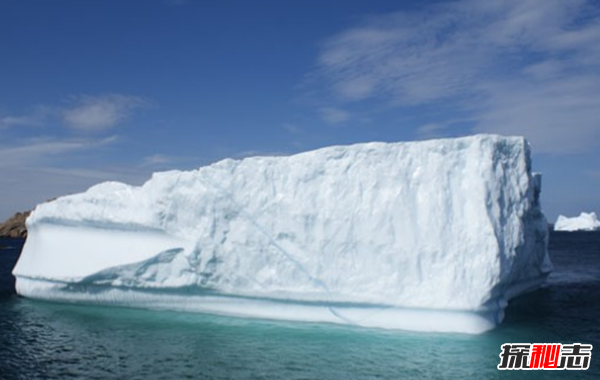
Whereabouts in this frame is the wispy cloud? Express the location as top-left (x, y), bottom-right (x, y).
top-left (0, 106), bottom-right (53, 129)
top-left (0, 136), bottom-right (117, 168)
top-left (416, 123), bottom-right (448, 139)
top-left (142, 153), bottom-right (174, 167)
top-left (0, 163), bottom-right (147, 220)
top-left (0, 93), bottom-right (150, 218)
top-left (62, 94), bottom-right (147, 132)
top-left (1, 93), bottom-right (147, 133)
top-left (319, 107), bottom-right (350, 125)
top-left (282, 123), bottom-right (303, 135)
top-left (0, 136), bottom-right (147, 218)
top-left (1, 115), bottom-right (42, 128)
top-left (234, 149), bottom-right (290, 159)
top-left (314, 0), bottom-right (600, 153)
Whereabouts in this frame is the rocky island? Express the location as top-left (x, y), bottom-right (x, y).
top-left (0, 211), bottom-right (30, 239)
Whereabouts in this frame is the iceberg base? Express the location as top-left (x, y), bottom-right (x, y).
top-left (16, 277), bottom-right (499, 334)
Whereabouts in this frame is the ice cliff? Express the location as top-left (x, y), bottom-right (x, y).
top-left (13, 134), bottom-right (551, 334)
top-left (554, 212), bottom-right (600, 231)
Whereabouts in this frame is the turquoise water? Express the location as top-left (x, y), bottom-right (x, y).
top-left (1, 233), bottom-right (599, 379)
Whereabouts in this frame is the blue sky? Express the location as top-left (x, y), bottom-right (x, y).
top-left (1, 0), bottom-right (599, 221)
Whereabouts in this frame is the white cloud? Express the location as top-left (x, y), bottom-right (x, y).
top-left (0, 115), bottom-right (42, 128)
top-left (0, 136), bottom-right (153, 219)
top-left (1, 94), bottom-right (147, 132)
top-left (416, 123), bottom-right (448, 139)
top-left (0, 136), bottom-right (117, 168)
top-left (0, 106), bottom-right (53, 129)
top-left (0, 163), bottom-right (148, 220)
top-left (234, 150), bottom-right (290, 159)
top-left (142, 154), bottom-right (173, 166)
top-left (314, 0), bottom-right (600, 153)
top-left (62, 94), bottom-right (146, 132)
top-left (0, 94), bottom-right (148, 218)
top-left (319, 107), bottom-right (350, 125)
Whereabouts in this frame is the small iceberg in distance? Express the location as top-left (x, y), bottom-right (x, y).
top-left (554, 212), bottom-right (600, 232)
top-left (12, 134), bottom-right (552, 334)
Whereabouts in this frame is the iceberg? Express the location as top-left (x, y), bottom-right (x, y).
top-left (554, 212), bottom-right (600, 231)
top-left (13, 134), bottom-right (551, 334)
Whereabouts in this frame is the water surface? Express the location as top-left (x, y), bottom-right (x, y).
top-left (1, 233), bottom-right (598, 379)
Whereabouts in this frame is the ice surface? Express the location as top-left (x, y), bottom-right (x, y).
top-left (554, 212), bottom-right (600, 231)
top-left (13, 135), bottom-right (551, 334)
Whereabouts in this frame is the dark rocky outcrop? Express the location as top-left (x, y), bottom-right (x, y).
top-left (0, 211), bottom-right (30, 238)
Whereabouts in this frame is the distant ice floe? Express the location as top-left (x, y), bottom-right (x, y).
top-left (554, 212), bottom-right (600, 232)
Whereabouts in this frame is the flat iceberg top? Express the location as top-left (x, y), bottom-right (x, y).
top-left (554, 212), bottom-right (600, 231)
top-left (13, 134), bottom-right (551, 333)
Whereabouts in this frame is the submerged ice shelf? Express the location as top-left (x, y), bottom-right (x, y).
top-left (13, 134), bottom-right (551, 334)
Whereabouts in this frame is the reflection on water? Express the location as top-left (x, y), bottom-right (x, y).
top-left (0, 298), bottom-right (505, 379)
top-left (0, 233), bottom-right (599, 379)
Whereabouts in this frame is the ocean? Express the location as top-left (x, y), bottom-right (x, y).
top-left (0, 232), bottom-right (598, 379)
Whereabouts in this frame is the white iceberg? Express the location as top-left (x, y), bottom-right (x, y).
top-left (554, 212), bottom-right (600, 231)
top-left (13, 135), bottom-right (551, 334)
